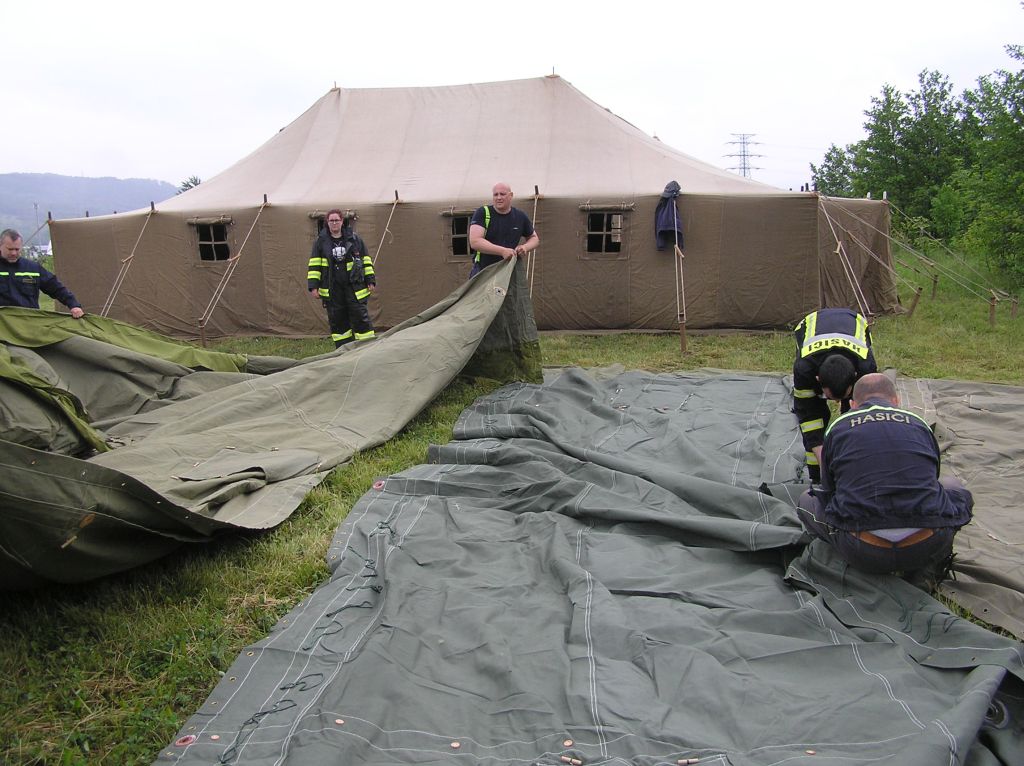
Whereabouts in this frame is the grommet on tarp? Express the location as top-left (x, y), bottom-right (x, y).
top-left (450, 741), bottom-right (461, 749)
top-left (563, 739), bottom-right (574, 747)
top-left (334, 718), bottom-right (345, 725)
top-left (174, 734), bottom-right (197, 747)
top-left (373, 480), bottom-right (385, 490)
top-left (985, 699), bottom-right (1009, 729)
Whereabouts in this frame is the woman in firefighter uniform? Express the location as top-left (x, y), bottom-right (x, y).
top-left (307, 210), bottom-right (376, 348)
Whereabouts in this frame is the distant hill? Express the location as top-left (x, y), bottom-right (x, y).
top-left (0, 173), bottom-right (178, 245)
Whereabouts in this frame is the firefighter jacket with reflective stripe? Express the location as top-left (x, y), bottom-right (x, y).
top-left (817, 399), bottom-right (973, 531)
top-left (307, 228), bottom-right (375, 303)
top-left (792, 308), bottom-right (877, 457)
top-left (0, 256), bottom-right (82, 310)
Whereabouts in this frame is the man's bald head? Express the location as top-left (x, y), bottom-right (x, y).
top-left (852, 373), bottom-right (899, 408)
top-left (491, 183), bottom-right (513, 213)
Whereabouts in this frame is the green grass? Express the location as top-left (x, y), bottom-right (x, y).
top-left (3, 253), bottom-right (1023, 765)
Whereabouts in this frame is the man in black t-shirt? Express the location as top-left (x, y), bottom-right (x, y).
top-left (467, 183), bottom-right (540, 277)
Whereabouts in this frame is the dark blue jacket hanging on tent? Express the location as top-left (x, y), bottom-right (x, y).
top-left (655, 180), bottom-right (684, 251)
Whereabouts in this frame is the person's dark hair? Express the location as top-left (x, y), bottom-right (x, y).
top-left (325, 209), bottom-right (345, 222)
top-left (818, 354), bottom-right (856, 399)
top-left (1, 228), bottom-right (21, 243)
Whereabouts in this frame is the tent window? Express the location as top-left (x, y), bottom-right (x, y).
top-left (194, 223), bottom-right (230, 261)
top-left (587, 213), bottom-right (624, 254)
top-left (451, 216), bottom-right (472, 257)
top-left (440, 209), bottom-right (476, 262)
top-left (579, 210), bottom-right (629, 260)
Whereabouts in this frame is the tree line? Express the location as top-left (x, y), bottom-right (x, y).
top-left (811, 45), bottom-right (1023, 285)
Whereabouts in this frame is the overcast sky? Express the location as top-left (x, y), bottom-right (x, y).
top-left (5, 0), bottom-right (1021, 192)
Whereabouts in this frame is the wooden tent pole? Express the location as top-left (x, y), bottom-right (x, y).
top-left (1012, 295), bottom-right (1019, 320)
top-left (906, 285), bottom-right (923, 318)
top-left (989, 291), bottom-right (998, 327)
top-left (528, 185), bottom-right (540, 297)
top-left (675, 244), bottom-right (687, 354)
top-left (17, 218), bottom-right (51, 248)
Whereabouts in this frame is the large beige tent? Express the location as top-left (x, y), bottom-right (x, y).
top-left (50, 76), bottom-right (898, 338)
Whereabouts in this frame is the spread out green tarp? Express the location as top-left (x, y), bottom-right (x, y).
top-left (0, 259), bottom-right (540, 588)
top-left (156, 369), bottom-right (1024, 766)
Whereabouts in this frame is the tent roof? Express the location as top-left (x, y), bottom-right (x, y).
top-left (159, 75), bottom-right (789, 212)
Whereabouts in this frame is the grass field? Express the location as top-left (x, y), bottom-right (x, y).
top-left (3, 257), bottom-right (1023, 765)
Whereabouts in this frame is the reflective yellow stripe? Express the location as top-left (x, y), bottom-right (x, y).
top-left (363, 263), bottom-right (375, 277)
top-left (805, 451), bottom-right (819, 466)
top-left (354, 330), bottom-right (375, 341)
top-left (308, 257), bottom-right (327, 267)
top-left (354, 287), bottom-right (370, 300)
top-left (319, 288), bottom-right (329, 297)
top-left (473, 205), bottom-right (491, 262)
top-left (800, 418), bottom-right (825, 433)
top-left (332, 331), bottom-right (353, 341)
top-left (855, 313), bottom-right (868, 346)
top-left (801, 335), bottom-right (869, 359)
top-left (799, 310), bottom-right (870, 359)
top-left (793, 388), bottom-right (817, 399)
top-left (307, 271), bottom-right (320, 279)
top-left (804, 311), bottom-right (817, 340)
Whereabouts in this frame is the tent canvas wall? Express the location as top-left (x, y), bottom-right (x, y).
top-left (49, 77), bottom-right (898, 338)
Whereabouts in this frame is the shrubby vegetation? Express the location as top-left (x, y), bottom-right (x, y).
top-left (811, 43), bottom-right (1024, 285)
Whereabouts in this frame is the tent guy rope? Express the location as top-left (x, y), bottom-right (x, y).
top-left (101, 203), bottom-right (155, 317)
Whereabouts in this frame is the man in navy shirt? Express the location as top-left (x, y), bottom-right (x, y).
top-left (467, 183), bottom-right (540, 278)
top-left (0, 229), bottom-right (84, 318)
top-left (797, 373), bottom-right (973, 585)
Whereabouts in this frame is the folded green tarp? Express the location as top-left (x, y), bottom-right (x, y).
top-left (0, 259), bottom-right (540, 588)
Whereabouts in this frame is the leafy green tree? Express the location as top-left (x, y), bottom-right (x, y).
top-left (178, 175), bottom-right (202, 194)
top-left (850, 84), bottom-right (908, 203)
top-left (810, 144), bottom-right (855, 196)
top-left (961, 45), bottom-right (1024, 283)
top-left (929, 182), bottom-right (965, 240)
top-left (901, 70), bottom-right (971, 220)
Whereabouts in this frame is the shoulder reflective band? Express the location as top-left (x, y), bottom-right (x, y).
top-left (473, 206), bottom-right (492, 263)
top-left (799, 312), bottom-right (870, 360)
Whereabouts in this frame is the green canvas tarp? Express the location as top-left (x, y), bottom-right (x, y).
top-left (0, 259), bottom-right (540, 588)
top-left (156, 369), bottom-right (1024, 766)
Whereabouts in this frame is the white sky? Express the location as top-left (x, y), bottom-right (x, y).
top-left (5, 0), bottom-right (1021, 192)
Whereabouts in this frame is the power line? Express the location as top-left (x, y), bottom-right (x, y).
top-left (724, 133), bottom-right (764, 178)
